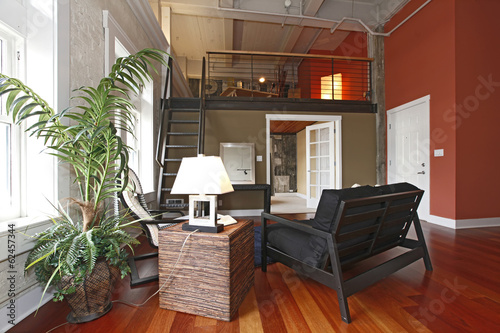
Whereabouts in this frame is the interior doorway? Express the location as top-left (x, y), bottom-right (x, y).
top-left (266, 114), bottom-right (342, 212)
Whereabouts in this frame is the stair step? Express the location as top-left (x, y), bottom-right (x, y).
top-left (168, 97), bottom-right (201, 109)
top-left (164, 158), bottom-right (182, 162)
top-left (163, 172), bottom-right (177, 176)
top-left (171, 108), bottom-right (199, 112)
top-left (167, 132), bottom-right (198, 136)
top-left (165, 145), bottom-right (197, 148)
top-left (169, 120), bottom-right (199, 124)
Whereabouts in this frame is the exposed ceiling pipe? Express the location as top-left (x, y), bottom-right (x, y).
top-left (217, 0), bottom-right (432, 37)
top-left (383, 0), bottom-right (432, 36)
top-left (330, 0), bottom-right (432, 36)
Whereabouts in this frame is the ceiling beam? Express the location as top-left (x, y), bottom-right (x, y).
top-left (223, 18), bottom-right (233, 67)
top-left (303, 0), bottom-right (325, 16)
top-left (160, 1), bottom-right (368, 31)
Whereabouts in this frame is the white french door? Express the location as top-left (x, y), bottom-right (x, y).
top-left (387, 95), bottom-right (430, 221)
top-left (306, 121), bottom-right (340, 208)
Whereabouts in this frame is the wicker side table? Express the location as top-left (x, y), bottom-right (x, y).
top-left (158, 219), bottom-right (254, 321)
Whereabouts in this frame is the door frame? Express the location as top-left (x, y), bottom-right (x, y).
top-left (306, 121), bottom-right (337, 208)
top-left (265, 114), bottom-right (342, 189)
top-left (387, 95), bottom-right (430, 220)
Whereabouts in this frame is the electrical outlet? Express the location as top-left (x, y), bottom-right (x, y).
top-left (434, 149), bottom-right (444, 157)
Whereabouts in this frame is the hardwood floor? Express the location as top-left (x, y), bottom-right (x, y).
top-left (8, 215), bottom-right (500, 333)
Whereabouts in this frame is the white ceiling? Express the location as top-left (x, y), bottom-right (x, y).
top-left (157, 0), bottom-right (410, 68)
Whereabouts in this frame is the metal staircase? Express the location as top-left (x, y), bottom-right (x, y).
top-left (156, 57), bottom-right (207, 210)
top-left (157, 97), bottom-right (202, 209)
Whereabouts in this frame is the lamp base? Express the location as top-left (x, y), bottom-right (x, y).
top-left (182, 223), bottom-right (224, 233)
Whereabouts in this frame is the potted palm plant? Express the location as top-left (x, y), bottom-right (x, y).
top-left (0, 48), bottom-right (168, 323)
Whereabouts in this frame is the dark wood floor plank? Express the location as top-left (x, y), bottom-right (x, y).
top-left (144, 305), bottom-right (177, 333)
top-left (264, 263), bottom-right (312, 333)
top-left (170, 312), bottom-right (197, 332)
top-left (7, 220), bottom-right (500, 333)
top-left (276, 264), bottom-right (336, 332)
top-left (237, 286), bottom-right (264, 333)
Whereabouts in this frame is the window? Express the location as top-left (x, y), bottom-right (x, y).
top-left (321, 73), bottom-right (342, 100)
top-left (0, 10), bottom-right (57, 225)
top-left (0, 23), bottom-right (24, 221)
top-left (112, 33), bottom-right (155, 194)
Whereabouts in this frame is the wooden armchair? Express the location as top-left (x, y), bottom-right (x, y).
top-left (261, 183), bottom-right (433, 323)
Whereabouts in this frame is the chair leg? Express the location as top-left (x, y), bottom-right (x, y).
top-left (261, 217), bottom-right (267, 272)
top-left (413, 214), bottom-right (433, 271)
top-left (338, 293), bottom-right (352, 323)
top-left (128, 252), bottom-right (160, 287)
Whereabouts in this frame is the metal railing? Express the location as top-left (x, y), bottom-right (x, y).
top-left (155, 56), bottom-right (173, 170)
top-left (198, 57), bottom-right (206, 155)
top-left (206, 50), bottom-right (373, 102)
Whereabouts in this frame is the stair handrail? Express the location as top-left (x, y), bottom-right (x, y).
top-left (198, 57), bottom-right (206, 155)
top-left (156, 56), bottom-right (173, 169)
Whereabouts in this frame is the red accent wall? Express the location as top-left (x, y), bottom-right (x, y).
top-left (455, 0), bottom-right (500, 219)
top-left (385, 0), bottom-right (457, 219)
top-left (386, 0), bottom-right (500, 221)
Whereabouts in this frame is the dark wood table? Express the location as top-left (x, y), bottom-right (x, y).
top-left (158, 219), bottom-right (254, 321)
top-left (232, 184), bottom-right (271, 213)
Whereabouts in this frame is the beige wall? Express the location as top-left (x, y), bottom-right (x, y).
top-left (205, 110), bottom-right (377, 210)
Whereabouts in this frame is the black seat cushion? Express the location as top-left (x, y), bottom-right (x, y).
top-left (266, 219), bottom-right (321, 267)
top-left (376, 182), bottom-right (420, 195)
top-left (312, 185), bottom-right (382, 232)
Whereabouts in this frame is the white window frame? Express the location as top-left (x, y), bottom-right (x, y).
top-left (0, 0), bottom-right (59, 229)
top-left (0, 22), bottom-right (25, 222)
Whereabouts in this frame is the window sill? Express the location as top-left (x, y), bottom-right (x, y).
top-left (0, 216), bottom-right (52, 234)
top-left (0, 216), bottom-right (53, 260)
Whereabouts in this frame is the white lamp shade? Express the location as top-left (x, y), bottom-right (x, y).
top-left (171, 155), bottom-right (234, 195)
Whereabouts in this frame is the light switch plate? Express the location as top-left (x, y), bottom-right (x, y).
top-left (434, 149), bottom-right (444, 157)
top-left (256, 155), bottom-right (263, 162)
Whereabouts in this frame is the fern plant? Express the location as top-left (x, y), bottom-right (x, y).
top-left (0, 48), bottom-right (168, 301)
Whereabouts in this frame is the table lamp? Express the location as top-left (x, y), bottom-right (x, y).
top-left (171, 154), bottom-right (234, 233)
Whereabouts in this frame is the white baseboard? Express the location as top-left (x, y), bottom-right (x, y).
top-left (274, 192), bottom-right (297, 197)
top-left (426, 215), bottom-right (500, 229)
top-left (218, 209), bottom-right (263, 216)
top-left (0, 285), bottom-right (54, 332)
top-left (295, 192), bottom-right (307, 199)
top-left (455, 217), bottom-right (500, 229)
top-left (273, 192), bottom-right (307, 199)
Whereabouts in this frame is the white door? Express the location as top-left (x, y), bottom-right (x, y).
top-left (387, 95), bottom-right (430, 221)
top-left (306, 122), bottom-right (338, 208)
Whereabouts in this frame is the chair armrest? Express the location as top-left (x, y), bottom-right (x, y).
top-left (261, 212), bottom-right (329, 238)
top-left (139, 218), bottom-right (180, 225)
top-left (149, 210), bottom-right (185, 219)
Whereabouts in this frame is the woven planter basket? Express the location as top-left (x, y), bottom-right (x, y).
top-left (60, 258), bottom-right (120, 323)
